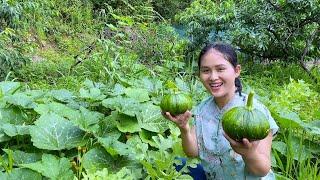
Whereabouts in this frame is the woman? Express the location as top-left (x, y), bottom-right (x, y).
top-left (163, 43), bottom-right (279, 179)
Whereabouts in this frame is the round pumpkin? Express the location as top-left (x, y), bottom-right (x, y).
top-left (222, 91), bottom-right (270, 141)
top-left (160, 92), bottom-right (192, 116)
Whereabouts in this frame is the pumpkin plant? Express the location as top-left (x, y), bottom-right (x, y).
top-left (222, 91), bottom-right (270, 141)
top-left (160, 81), bottom-right (192, 116)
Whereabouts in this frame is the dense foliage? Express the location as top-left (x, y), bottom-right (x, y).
top-left (175, 0), bottom-right (320, 82)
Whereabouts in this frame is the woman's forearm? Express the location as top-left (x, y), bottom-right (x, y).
top-left (243, 151), bottom-right (271, 176)
top-left (180, 126), bottom-right (198, 157)
top-left (242, 133), bottom-right (273, 176)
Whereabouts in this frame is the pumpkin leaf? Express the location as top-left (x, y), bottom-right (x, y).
top-left (112, 83), bottom-right (126, 96)
top-left (82, 147), bottom-right (112, 173)
top-left (137, 78), bottom-right (162, 94)
top-left (304, 120), bottom-right (320, 136)
top-left (139, 129), bottom-right (157, 147)
top-left (0, 82), bottom-right (21, 95)
top-left (0, 168), bottom-right (42, 180)
top-left (137, 103), bottom-right (169, 133)
top-left (106, 111), bottom-right (141, 133)
top-left (272, 139), bottom-right (313, 161)
top-left (4, 93), bottom-right (37, 109)
top-left (272, 141), bottom-right (287, 156)
top-left (20, 154), bottom-right (74, 180)
top-left (0, 107), bottom-right (27, 125)
top-left (1, 123), bottom-right (30, 137)
top-left (12, 150), bottom-right (42, 165)
top-left (79, 87), bottom-right (106, 101)
top-left (175, 77), bottom-right (190, 92)
top-left (71, 106), bottom-right (103, 133)
top-left (34, 102), bottom-right (78, 120)
top-left (0, 129), bottom-right (10, 142)
top-left (83, 147), bottom-right (140, 175)
top-left (102, 96), bottom-right (140, 117)
top-left (126, 135), bottom-right (148, 161)
top-left (273, 110), bottom-right (305, 129)
top-left (49, 89), bottom-right (74, 103)
top-left (125, 88), bottom-right (149, 102)
top-left (152, 134), bottom-right (174, 151)
top-left (30, 113), bottom-right (86, 150)
top-left (98, 136), bottom-right (130, 157)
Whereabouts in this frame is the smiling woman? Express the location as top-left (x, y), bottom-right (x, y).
top-left (162, 42), bottom-right (279, 180)
top-left (198, 45), bottom-right (241, 109)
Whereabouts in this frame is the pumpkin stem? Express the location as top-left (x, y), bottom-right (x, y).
top-left (246, 91), bottom-right (254, 110)
top-left (165, 80), bottom-right (179, 93)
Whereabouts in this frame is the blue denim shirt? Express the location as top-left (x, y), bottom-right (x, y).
top-left (193, 93), bottom-right (279, 180)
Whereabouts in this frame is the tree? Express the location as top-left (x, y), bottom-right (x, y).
top-left (176, 0), bottom-right (320, 81)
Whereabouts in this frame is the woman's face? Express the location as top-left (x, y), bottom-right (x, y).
top-left (199, 49), bottom-right (241, 103)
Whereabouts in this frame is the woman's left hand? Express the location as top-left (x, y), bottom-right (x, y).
top-left (223, 132), bottom-right (260, 157)
top-left (224, 132), bottom-right (274, 176)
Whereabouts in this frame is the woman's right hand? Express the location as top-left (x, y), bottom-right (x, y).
top-left (162, 111), bottom-right (192, 132)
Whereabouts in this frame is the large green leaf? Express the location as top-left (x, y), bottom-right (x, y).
top-left (82, 148), bottom-right (141, 175)
top-left (30, 113), bottom-right (86, 150)
top-left (272, 141), bottom-right (287, 156)
top-left (111, 83), bottom-right (125, 96)
top-left (139, 129), bottom-right (157, 147)
top-left (98, 136), bottom-right (130, 157)
top-left (107, 111), bottom-right (140, 133)
top-left (34, 102), bottom-right (78, 120)
top-left (272, 110), bottom-right (305, 129)
top-left (102, 96), bottom-right (122, 111)
top-left (4, 93), bottom-right (37, 109)
top-left (272, 140), bottom-right (313, 161)
top-left (82, 147), bottom-right (112, 173)
top-left (152, 134), bottom-right (175, 151)
top-left (71, 106), bottom-right (103, 133)
top-left (125, 88), bottom-right (149, 102)
top-left (0, 107), bottom-right (27, 125)
top-left (0, 130), bottom-right (10, 142)
top-left (304, 120), bottom-right (320, 136)
top-left (1, 123), bottom-right (30, 137)
top-left (0, 82), bottom-right (21, 95)
top-left (98, 116), bottom-right (119, 137)
top-left (0, 168), bottom-right (42, 180)
top-left (12, 150), bottom-right (42, 165)
top-left (79, 87), bottom-right (106, 101)
top-left (175, 77), bottom-right (190, 92)
top-left (49, 89), bottom-right (74, 103)
top-left (137, 103), bottom-right (169, 133)
top-left (142, 149), bottom-right (194, 180)
top-left (20, 154), bottom-right (74, 180)
top-left (23, 90), bottom-right (46, 101)
top-left (137, 77), bottom-right (162, 94)
top-left (126, 135), bottom-right (148, 161)
top-left (82, 167), bottom-right (137, 180)
top-left (102, 96), bottom-right (140, 117)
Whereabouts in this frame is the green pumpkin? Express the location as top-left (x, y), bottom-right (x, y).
top-left (160, 92), bottom-right (192, 116)
top-left (222, 91), bottom-right (270, 141)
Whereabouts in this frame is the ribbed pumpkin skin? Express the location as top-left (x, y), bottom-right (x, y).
top-left (222, 107), bottom-right (270, 141)
top-left (222, 92), bottom-right (270, 141)
top-left (160, 93), bottom-right (192, 116)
